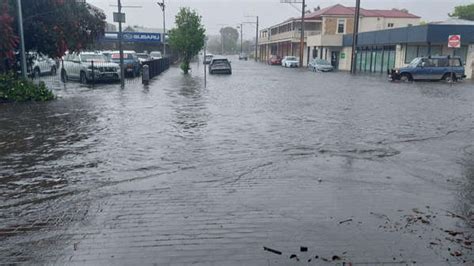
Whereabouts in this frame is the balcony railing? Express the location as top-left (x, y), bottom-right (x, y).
top-left (265, 30), bottom-right (321, 42)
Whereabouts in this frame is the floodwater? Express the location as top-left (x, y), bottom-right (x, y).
top-left (1, 58), bottom-right (473, 264)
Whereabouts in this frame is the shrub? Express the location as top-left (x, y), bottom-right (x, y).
top-left (0, 73), bottom-right (55, 103)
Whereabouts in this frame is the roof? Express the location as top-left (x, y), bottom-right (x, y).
top-left (430, 18), bottom-right (474, 25)
top-left (304, 4), bottom-right (420, 20)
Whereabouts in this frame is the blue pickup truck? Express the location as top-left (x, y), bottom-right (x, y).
top-left (389, 56), bottom-right (466, 82)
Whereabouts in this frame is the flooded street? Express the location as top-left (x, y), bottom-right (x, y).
top-left (1, 59), bottom-right (474, 264)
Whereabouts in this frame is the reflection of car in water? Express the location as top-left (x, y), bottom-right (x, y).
top-left (308, 59), bottom-right (334, 72)
top-left (389, 56), bottom-right (466, 82)
top-left (209, 57), bottom-right (232, 75)
top-left (109, 51), bottom-right (141, 77)
top-left (203, 54), bottom-right (213, 64)
top-left (61, 52), bottom-right (120, 84)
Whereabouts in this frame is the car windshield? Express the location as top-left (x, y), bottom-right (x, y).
top-left (81, 54), bottom-right (107, 62)
top-left (150, 52), bottom-right (162, 57)
top-left (408, 58), bottom-right (422, 67)
top-left (286, 57), bottom-right (297, 61)
top-left (136, 54), bottom-right (149, 59)
top-left (315, 59), bottom-right (331, 65)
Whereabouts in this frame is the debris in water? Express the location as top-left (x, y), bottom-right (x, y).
top-left (300, 246), bottom-right (308, 252)
top-left (450, 251), bottom-right (462, 257)
top-left (332, 255), bottom-right (341, 261)
top-left (339, 218), bottom-right (353, 224)
top-left (263, 246), bottom-right (282, 255)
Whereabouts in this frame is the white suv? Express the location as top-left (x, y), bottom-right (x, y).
top-left (61, 52), bottom-right (120, 83)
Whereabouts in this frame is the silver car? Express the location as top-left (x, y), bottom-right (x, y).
top-left (61, 52), bottom-right (120, 83)
top-left (308, 58), bottom-right (334, 72)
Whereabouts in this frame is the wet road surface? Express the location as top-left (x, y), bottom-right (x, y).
top-left (1, 58), bottom-right (474, 265)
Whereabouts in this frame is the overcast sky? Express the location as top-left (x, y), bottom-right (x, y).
top-left (88, 0), bottom-right (472, 38)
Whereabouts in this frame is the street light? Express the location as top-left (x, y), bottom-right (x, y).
top-left (236, 24), bottom-right (243, 55)
top-left (156, 1), bottom-right (166, 57)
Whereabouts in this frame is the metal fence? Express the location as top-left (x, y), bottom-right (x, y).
top-left (142, 57), bottom-right (170, 80)
top-left (4, 57), bottom-right (171, 87)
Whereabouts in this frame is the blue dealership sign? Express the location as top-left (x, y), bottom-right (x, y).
top-left (102, 32), bottom-right (162, 43)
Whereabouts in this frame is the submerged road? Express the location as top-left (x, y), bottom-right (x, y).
top-left (1, 58), bottom-right (473, 265)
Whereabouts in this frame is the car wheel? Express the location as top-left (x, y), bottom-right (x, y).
top-left (443, 73), bottom-right (457, 83)
top-left (400, 73), bottom-right (412, 82)
top-left (80, 72), bottom-right (88, 84)
top-left (61, 70), bottom-right (68, 83)
top-left (50, 66), bottom-right (57, 75)
top-left (34, 68), bottom-right (41, 78)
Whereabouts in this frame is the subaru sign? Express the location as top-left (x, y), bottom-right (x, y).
top-left (102, 32), bottom-right (162, 43)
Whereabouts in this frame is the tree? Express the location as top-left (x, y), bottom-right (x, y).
top-left (219, 27), bottom-right (239, 54)
top-left (168, 7), bottom-right (205, 74)
top-left (1, 0), bottom-right (105, 62)
top-left (449, 4), bottom-right (474, 21)
top-left (0, 1), bottom-right (18, 71)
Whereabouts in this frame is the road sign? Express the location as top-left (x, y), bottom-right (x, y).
top-left (448, 35), bottom-right (461, 48)
top-left (113, 12), bottom-right (125, 23)
top-left (340, 52), bottom-right (346, 59)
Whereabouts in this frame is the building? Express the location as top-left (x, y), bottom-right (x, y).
top-left (339, 21), bottom-right (474, 79)
top-left (258, 4), bottom-right (420, 66)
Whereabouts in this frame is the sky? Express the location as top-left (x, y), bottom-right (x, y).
top-left (88, 0), bottom-right (472, 39)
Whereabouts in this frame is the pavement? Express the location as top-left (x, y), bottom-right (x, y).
top-left (0, 57), bottom-right (473, 265)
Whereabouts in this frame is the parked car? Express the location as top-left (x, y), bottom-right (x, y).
top-left (136, 53), bottom-right (151, 64)
top-left (109, 51), bottom-right (141, 77)
top-left (203, 54), bottom-right (214, 64)
top-left (150, 51), bottom-right (162, 60)
top-left (389, 56), bottom-right (466, 82)
top-left (209, 57), bottom-right (232, 74)
top-left (308, 58), bottom-right (334, 72)
top-left (281, 56), bottom-right (299, 68)
top-left (239, 53), bottom-right (248, 60)
top-left (61, 52), bottom-right (120, 83)
top-left (267, 55), bottom-right (282, 65)
top-left (19, 52), bottom-right (57, 78)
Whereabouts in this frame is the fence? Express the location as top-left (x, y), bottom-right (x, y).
top-left (141, 57), bottom-right (170, 80)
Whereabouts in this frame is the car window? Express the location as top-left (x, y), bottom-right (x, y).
top-left (449, 59), bottom-right (461, 67)
top-left (81, 54), bottom-right (107, 62)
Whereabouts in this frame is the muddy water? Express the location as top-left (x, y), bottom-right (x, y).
top-left (1, 59), bottom-right (473, 264)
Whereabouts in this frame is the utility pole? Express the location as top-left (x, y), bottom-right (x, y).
top-left (299, 0), bottom-right (305, 67)
top-left (239, 24), bottom-right (243, 55)
top-left (350, 0), bottom-right (361, 74)
top-left (117, 0), bottom-right (125, 87)
top-left (255, 16), bottom-right (259, 62)
top-left (16, 0), bottom-right (27, 78)
top-left (244, 16), bottom-right (259, 61)
top-left (157, 1), bottom-right (166, 56)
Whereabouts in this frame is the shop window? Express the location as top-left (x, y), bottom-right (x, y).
top-left (337, 19), bottom-right (345, 34)
top-left (405, 45), bottom-right (418, 63)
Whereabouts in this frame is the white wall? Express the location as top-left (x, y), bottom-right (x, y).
top-left (466, 44), bottom-right (474, 79)
top-left (359, 17), bottom-right (420, 33)
top-left (338, 47), bottom-right (353, 71)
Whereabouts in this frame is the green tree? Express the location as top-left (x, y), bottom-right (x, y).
top-left (449, 4), bottom-right (474, 21)
top-left (168, 7), bottom-right (205, 74)
top-left (0, 1), bottom-right (18, 71)
top-left (219, 27), bottom-right (239, 54)
top-left (2, 0), bottom-right (106, 61)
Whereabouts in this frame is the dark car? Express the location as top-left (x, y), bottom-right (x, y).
top-left (267, 55), bottom-right (282, 65)
top-left (209, 58), bottom-right (232, 75)
top-left (109, 51), bottom-right (141, 77)
top-left (239, 53), bottom-right (248, 61)
top-left (389, 56), bottom-right (466, 82)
